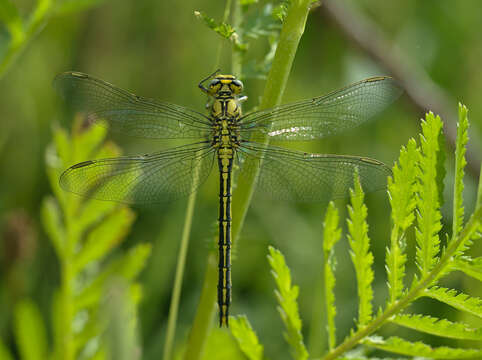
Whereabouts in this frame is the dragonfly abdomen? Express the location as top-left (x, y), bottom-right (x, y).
top-left (217, 150), bottom-right (233, 327)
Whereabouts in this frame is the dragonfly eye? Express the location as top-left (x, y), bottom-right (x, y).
top-left (209, 79), bottom-right (221, 88)
top-left (231, 79), bottom-right (243, 94)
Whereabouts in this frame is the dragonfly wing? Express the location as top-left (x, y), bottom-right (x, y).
top-left (54, 72), bottom-right (212, 139)
top-left (60, 143), bottom-right (215, 204)
top-left (238, 142), bottom-right (391, 202)
top-left (239, 77), bottom-right (402, 141)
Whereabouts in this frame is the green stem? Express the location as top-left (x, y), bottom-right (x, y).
top-left (163, 187), bottom-right (198, 360)
top-left (183, 253), bottom-right (218, 360)
top-left (232, 0), bottom-right (311, 244)
top-left (231, 0), bottom-right (242, 77)
top-left (59, 216), bottom-right (76, 360)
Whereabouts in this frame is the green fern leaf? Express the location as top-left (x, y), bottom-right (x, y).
top-left (415, 112), bottom-right (444, 276)
top-left (40, 196), bottom-right (65, 258)
top-left (75, 243), bottom-right (152, 311)
top-left (386, 139), bottom-right (418, 303)
top-left (391, 313), bottom-right (482, 340)
top-left (453, 257), bottom-right (482, 281)
top-left (347, 175), bottom-right (374, 326)
top-left (230, 316), bottom-right (263, 360)
top-left (268, 246), bottom-right (309, 360)
top-left (423, 286), bottom-right (482, 318)
top-left (364, 336), bottom-right (481, 359)
top-left (323, 202), bottom-right (341, 349)
top-left (452, 104), bottom-right (469, 252)
top-left (73, 207), bottom-right (136, 272)
top-left (13, 299), bottom-right (48, 360)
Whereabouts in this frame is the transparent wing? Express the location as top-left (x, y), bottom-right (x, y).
top-left (239, 77), bottom-right (402, 141)
top-left (54, 72), bottom-right (213, 139)
top-left (60, 142), bottom-right (215, 204)
top-left (238, 142), bottom-right (391, 202)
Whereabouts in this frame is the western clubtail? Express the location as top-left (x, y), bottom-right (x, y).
top-left (55, 71), bottom-right (402, 326)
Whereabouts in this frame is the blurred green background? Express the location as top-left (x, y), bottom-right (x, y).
top-left (1, 0), bottom-right (481, 359)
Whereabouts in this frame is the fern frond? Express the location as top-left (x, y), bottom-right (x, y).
top-left (74, 244), bottom-right (152, 311)
top-left (415, 112), bottom-right (444, 276)
top-left (452, 104), bottom-right (469, 247)
top-left (363, 336), bottom-right (481, 359)
top-left (230, 316), bottom-right (263, 360)
top-left (391, 313), bottom-right (482, 340)
top-left (453, 257), bottom-right (482, 281)
top-left (323, 202), bottom-right (341, 349)
top-left (347, 175), bottom-right (374, 326)
top-left (386, 139), bottom-right (418, 303)
top-left (268, 246), bottom-right (309, 360)
top-left (73, 207), bottom-right (136, 273)
top-left (423, 286), bottom-right (482, 318)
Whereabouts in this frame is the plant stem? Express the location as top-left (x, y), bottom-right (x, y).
top-left (183, 253), bottom-right (218, 360)
top-left (231, 0), bottom-right (312, 244)
top-left (59, 216), bottom-right (76, 360)
top-left (163, 186), bottom-right (198, 360)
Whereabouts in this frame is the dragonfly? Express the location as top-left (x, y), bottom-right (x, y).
top-left (55, 71), bottom-right (402, 327)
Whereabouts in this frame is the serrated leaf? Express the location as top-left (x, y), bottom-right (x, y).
top-left (453, 257), bottom-right (482, 281)
top-left (230, 316), bottom-right (263, 360)
top-left (364, 335), bottom-right (481, 359)
top-left (41, 196), bottom-right (65, 258)
top-left (323, 202), bottom-right (341, 349)
top-left (75, 244), bottom-right (151, 311)
top-left (415, 112), bottom-right (444, 276)
top-left (423, 286), bottom-right (482, 318)
top-left (13, 299), bottom-right (48, 360)
top-left (452, 103), bottom-right (469, 252)
top-left (391, 313), bottom-right (482, 340)
top-left (386, 139), bottom-right (418, 303)
top-left (268, 246), bottom-right (308, 360)
top-left (347, 175), bottom-right (374, 326)
top-left (74, 206), bottom-right (135, 273)
top-left (194, 10), bottom-right (236, 39)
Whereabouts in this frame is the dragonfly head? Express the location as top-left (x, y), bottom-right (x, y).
top-left (207, 75), bottom-right (244, 97)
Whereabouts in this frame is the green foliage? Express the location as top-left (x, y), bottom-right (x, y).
top-left (268, 246), bottom-right (308, 360)
top-left (231, 105), bottom-right (482, 359)
top-left (0, 0), bottom-right (104, 77)
top-left (195, 1), bottom-right (289, 78)
top-left (386, 139), bottom-right (418, 303)
top-left (347, 175), bottom-right (374, 327)
top-left (452, 104), bottom-right (469, 242)
top-left (5, 119), bottom-right (151, 360)
top-left (363, 336), bottom-right (481, 359)
top-left (323, 202), bottom-right (341, 350)
top-left (13, 299), bottom-right (48, 360)
top-left (391, 313), bottom-right (482, 340)
top-left (229, 316), bottom-right (263, 360)
top-left (415, 112), bottom-right (444, 276)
